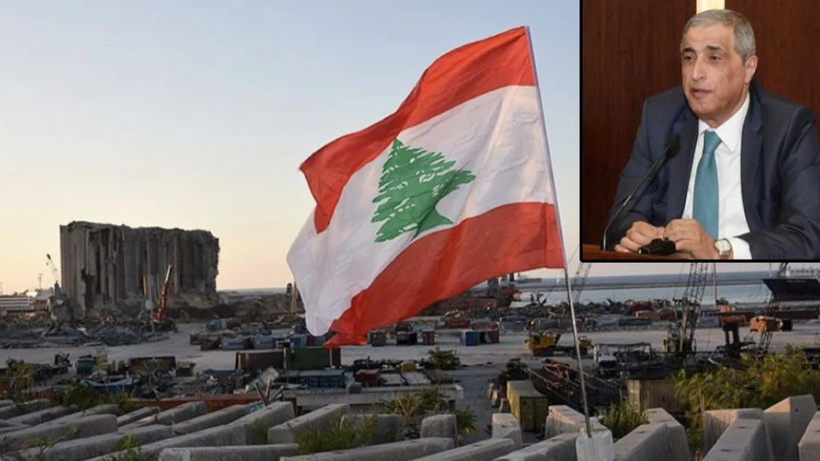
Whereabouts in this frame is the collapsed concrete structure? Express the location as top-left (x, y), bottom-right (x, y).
top-left (59, 221), bottom-right (219, 318)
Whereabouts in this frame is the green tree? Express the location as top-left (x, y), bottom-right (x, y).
top-left (372, 139), bottom-right (475, 242)
top-left (675, 346), bottom-right (820, 454)
top-left (600, 402), bottom-right (648, 439)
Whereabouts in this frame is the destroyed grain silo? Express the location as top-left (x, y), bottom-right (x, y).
top-left (59, 221), bottom-right (219, 318)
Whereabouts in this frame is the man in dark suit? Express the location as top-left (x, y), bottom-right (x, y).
top-left (607, 9), bottom-right (820, 259)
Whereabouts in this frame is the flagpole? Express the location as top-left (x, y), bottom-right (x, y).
top-left (524, 26), bottom-right (593, 438)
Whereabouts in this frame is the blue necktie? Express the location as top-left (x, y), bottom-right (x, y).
top-left (693, 131), bottom-right (721, 239)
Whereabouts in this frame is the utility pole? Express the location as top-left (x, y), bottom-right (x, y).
top-left (38, 274), bottom-right (43, 290)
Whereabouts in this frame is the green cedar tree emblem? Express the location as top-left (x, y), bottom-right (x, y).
top-left (371, 139), bottom-right (476, 242)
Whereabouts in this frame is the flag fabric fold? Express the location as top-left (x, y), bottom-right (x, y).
top-left (287, 26), bottom-right (564, 346)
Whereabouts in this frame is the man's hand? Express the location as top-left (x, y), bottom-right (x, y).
top-left (664, 219), bottom-right (718, 258)
top-left (614, 221), bottom-right (664, 253)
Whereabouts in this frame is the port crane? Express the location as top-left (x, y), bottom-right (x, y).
top-left (571, 262), bottom-right (592, 306)
top-left (663, 262), bottom-right (709, 357)
top-left (45, 254), bottom-right (61, 292)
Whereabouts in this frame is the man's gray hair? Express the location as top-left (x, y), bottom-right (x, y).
top-left (682, 9), bottom-right (756, 61)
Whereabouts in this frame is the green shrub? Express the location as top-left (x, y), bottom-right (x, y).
top-left (600, 402), bottom-right (648, 439)
top-left (427, 348), bottom-right (461, 370)
top-left (295, 414), bottom-right (376, 454)
top-left (382, 387), bottom-right (475, 438)
top-left (101, 435), bottom-right (148, 461)
top-left (675, 346), bottom-right (820, 454)
top-left (61, 385), bottom-right (106, 410)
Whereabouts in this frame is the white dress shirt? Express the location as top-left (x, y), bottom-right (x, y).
top-left (682, 93), bottom-right (752, 259)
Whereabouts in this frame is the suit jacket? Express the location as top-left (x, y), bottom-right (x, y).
top-left (606, 80), bottom-right (820, 259)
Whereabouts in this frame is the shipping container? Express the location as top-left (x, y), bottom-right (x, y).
top-left (220, 337), bottom-right (247, 351)
top-left (369, 331), bottom-right (387, 347)
top-left (396, 331), bottom-right (418, 346)
top-left (421, 331), bottom-right (436, 345)
top-left (445, 317), bottom-right (471, 329)
top-left (460, 330), bottom-right (479, 346)
top-left (252, 335), bottom-right (275, 350)
top-left (626, 378), bottom-right (680, 413)
top-left (484, 330), bottom-right (500, 344)
top-left (355, 369), bottom-right (381, 387)
top-left (235, 350), bottom-right (285, 371)
top-left (286, 346), bottom-right (330, 370)
top-left (506, 380), bottom-right (548, 432)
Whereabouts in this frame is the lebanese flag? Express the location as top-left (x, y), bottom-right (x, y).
top-left (288, 27), bottom-right (564, 346)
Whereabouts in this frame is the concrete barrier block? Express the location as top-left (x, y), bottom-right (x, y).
top-left (703, 408), bottom-right (762, 454)
top-left (493, 432), bottom-right (578, 461)
top-left (268, 404), bottom-right (349, 444)
top-left (614, 423), bottom-right (680, 460)
top-left (172, 403), bottom-right (254, 435)
top-left (281, 438), bottom-right (456, 461)
top-left (341, 414), bottom-right (403, 445)
top-left (90, 424), bottom-right (246, 461)
top-left (413, 438), bottom-right (516, 461)
top-left (643, 408), bottom-right (690, 461)
top-left (6, 405), bottom-right (75, 426)
top-left (798, 411), bottom-right (820, 461)
top-left (49, 404), bottom-right (122, 425)
top-left (703, 418), bottom-right (774, 461)
top-left (764, 394), bottom-right (816, 461)
top-left (546, 405), bottom-right (607, 438)
top-left (491, 413), bottom-right (522, 449)
top-left (154, 401), bottom-right (208, 426)
top-left (229, 402), bottom-right (295, 445)
top-left (487, 382), bottom-right (497, 400)
top-left (576, 430), bottom-right (614, 461)
top-left (421, 414), bottom-right (458, 441)
top-left (0, 414), bottom-right (118, 452)
top-left (0, 420), bottom-right (28, 436)
top-left (159, 444), bottom-right (299, 461)
top-left (122, 402), bottom-right (207, 429)
top-left (17, 424), bottom-right (174, 461)
top-left (0, 399), bottom-right (51, 420)
top-left (118, 406), bottom-right (160, 426)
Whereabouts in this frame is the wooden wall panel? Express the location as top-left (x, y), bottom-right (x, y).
top-left (582, 0), bottom-right (820, 248)
top-left (725, 1), bottom-right (820, 124)
top-left (582, 0), bottom-right (697, 247)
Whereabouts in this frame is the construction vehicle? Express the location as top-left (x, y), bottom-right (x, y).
top-left (151, 264), bottom-right (177, 332)
top-left (756, 262), bottom-right (789, 357)
top-left (525, 331), bottom-right (592, 357)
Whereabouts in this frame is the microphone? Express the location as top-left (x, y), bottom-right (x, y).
top-left (601, 133), bottom-right (681, 251)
